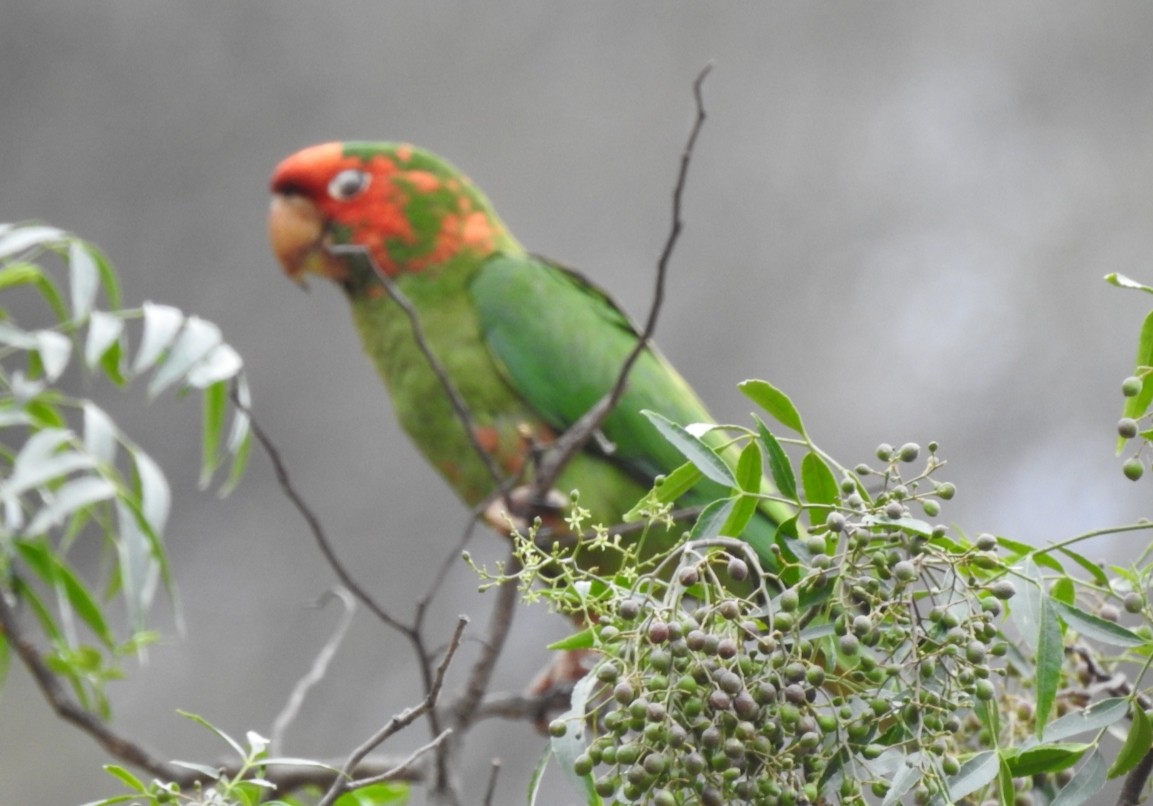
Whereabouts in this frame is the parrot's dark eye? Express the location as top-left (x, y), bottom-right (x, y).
top-left (328, 169), bottom-right (371, 201)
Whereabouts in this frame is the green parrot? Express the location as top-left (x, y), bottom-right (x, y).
top-left (267, 141), bottom-right (790, 567)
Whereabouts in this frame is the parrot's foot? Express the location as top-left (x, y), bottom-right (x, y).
top-left (529, 647), bottom-right (597, 696)
top-left (528, 648), bottom-right (598, 731)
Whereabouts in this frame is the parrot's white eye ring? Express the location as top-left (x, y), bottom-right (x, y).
top-left (328, 169), bottom-right (371, 201)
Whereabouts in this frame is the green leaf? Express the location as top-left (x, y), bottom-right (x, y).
top-left (0, 225), bottom-right (66, 259)
top-left (1035, 594), bottom-right (1063, 735)
top-left (1109, 701), bottom-right (1153, 778)
top-left (201, 380), bottom-right (227, 486)
top-left (69, 240), bottom-right (100, 321)
top-left (84, 311), bottom-right (124, 369)
top-left (944, 750), bottom-right (999, 803)
top-left (754, 416), bottom-right (796, 501)
top-left (1051, 748), bottom-right (1106, 806)
top-left (733, 439), bottom-right (762, 494)
top-left (1119, 309), bottom-right (1153, 452)
top-left (548, 672), bottom-right (601, 804)
top-left (689, 496), bottom-right (735, 540)
top-left (184, 343), bottom-right (243, 389)
top-left (24, 476), bottom-right (117, 535)
top-left (101, 765), bottom-right (146, 794)
top-left (147, 316), bottom-right (221, 397)
top-left (641, 410), bottom-right (734, 487)
top-left (624, 462), bottom-right (703, 522)
top-left (1055, 546), bottom-right (1109, 587)
top-left (998, 753), bottom-right (1015, 806)
top-left (133, 302), bottom-right (184, 374)
top-left (83, 402), bottom-right (119, 465)
top-left (177, 710), bottom-right (247, 759)
top-left (1051, 575), bottom-right (1075, 606)
top-left (1105, 272), bottom-right (1153, 295)
top-left (1052, 599), bottom-right (1147, 648)
top-left (115, 500), bottom-right (160, 631)
top-left (800, 451), bottom-right (838, 527)
top-left (548, 628), bottom-right (595, 651)
top-left (333, 782), bottom-right (409, 805)
top-left (720, 493), bottom-right (759, 538)
top-left (738, 379), bottom-right (805, 436)
top-left (1004, 743), bottom-right (1089, 777)
top-left (133, 448), bottom-right (171, 536)
top-left (35, 330), bottom-right (72, 381)
top-left (1043, 697), bottom-right (1128, 742)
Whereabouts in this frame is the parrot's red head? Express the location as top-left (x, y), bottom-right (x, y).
top-left (268, 142), bottom-right (517, 289)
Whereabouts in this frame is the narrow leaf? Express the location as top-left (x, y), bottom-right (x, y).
top-left (201, 380), bottom-right (227, 486)
top-left (133, 449), bottom-right (171, 535)
top-left (739, 378), bottom-right (805, 435)
top-left (1004, 743), bottom-right (1089, 777)
top-left (69, 240), bottom-right (100, 320)
top-left (147, 316), bottom-right (222, 397)
top-left (1035, 594), bottom-right (1063, 735)
top-left (944, 750), bottom-right (999, 803)
top-left (1043, 698), bottom-right (1129, 743)
top-left (84, 311), bottom-right (124, 369)
top-left (733, 439), bottom-right (762, 494)
top-left (83, 402), bottom-right (119, 466)
top-left (641, 410), bottom-right (734, 487)
top-left (132, 302), bottom-right (184, 374)
top-left (34, 330), bottom-right (72, 381)
top-left (720, 493), bottom-right (759, 538)
top-left (688, 496), bottom-right (735, 540)
top-left (801, 451), bottom-right (839, 527)
top-left (116, 500), bottom-right (159, 631)
top-left (184, 343), bottom-right (243, 389)
top-left (24, 476), bottom-right (117, 535)
top-left (0, 225), bottom-right (66, 259)
top-left (1051, 748), bottom-right (1106, 806)
top-left (755, 416), bottom-right (797, 500)
top-left (1052, 599), bottom-right (1147, 648)
top-left (1105, 272), bottom-right (1153, 294)
top-left (1109, 702), bottom-right (1153, 778)
top-left (624, 461), bottom-right (702, 520)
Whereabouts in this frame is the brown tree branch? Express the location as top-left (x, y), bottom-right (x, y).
top-left (532, 61), bottom-right (714, 496)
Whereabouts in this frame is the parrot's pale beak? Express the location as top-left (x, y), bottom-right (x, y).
top-left (268, 194), bottom-right (346, 286)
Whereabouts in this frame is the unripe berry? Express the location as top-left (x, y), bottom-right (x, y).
top-left (1124, 457), bottom-right (1145, 481)
top-left (1119, 417), bottom-right (1140, 438)
top-left (1123, 376), bottom-right (1143, 397)
top-left (899, 442), bottom-right (920, 462)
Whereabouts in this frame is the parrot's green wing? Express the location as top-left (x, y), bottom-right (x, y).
top-left (470, 253), bottom-right (716, 484)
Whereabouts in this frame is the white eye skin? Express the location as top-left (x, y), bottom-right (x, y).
top-left (327, 169), bottom-right (371, 201)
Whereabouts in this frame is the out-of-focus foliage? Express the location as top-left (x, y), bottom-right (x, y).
top-left (0, 223), bottom-right (250, 714)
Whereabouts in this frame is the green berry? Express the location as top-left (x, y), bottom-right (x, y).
top-left (1124, 457), bottom-right (1145, 481)
top-left (1123, 376), bottom-right (1144, 397)
top-left (899, 442), bottom-right (920, 462)
top-left (1124, 592), bottom-right (1144, 614)
top-left (875, 443), bottom-right (893, 461)
top-left (1119, 417), bottom-right (1140, 438)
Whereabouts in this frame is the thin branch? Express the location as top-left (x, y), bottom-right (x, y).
top-left (328, 242), bottom-right (508, 490)
top-left (0, 590), bottom-right (187, 782)
top-left (482, 758), bottom-right (502, 806)
top-left (233, 387), bottom-right (409, 635)
top-left (270, 587), bottom-right (357, 753)
top-left (532, 61), bottom-right (714, 496)
top-left (318, 615), bottom-right (469, 806)
top-left (452, 552), bottom-right (523, 730)
top-left (348, 729), bottom-right (453, 788)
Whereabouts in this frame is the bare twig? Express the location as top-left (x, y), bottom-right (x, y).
top-left (318, 615), bottom-right (469, 806)
top-left (0, 589), bottom-right (186, 782)
top-left (328, 242), bottom-right (509, 490)
top-left (347, 729), bottom-right (453, 788)
top-left (233, 386), bottom-right (408, 634)
top-left (270, 587), bottom-right (357, 753)
top-left (482, 758), bottom-right (502, 806)
top-left (532, 62), bottom-right (714, 496)
top-left (452, 552), bottom-right (523, 730)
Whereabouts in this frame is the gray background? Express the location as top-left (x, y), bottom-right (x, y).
top-left (2, 3), bottom-right (1152, 804)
